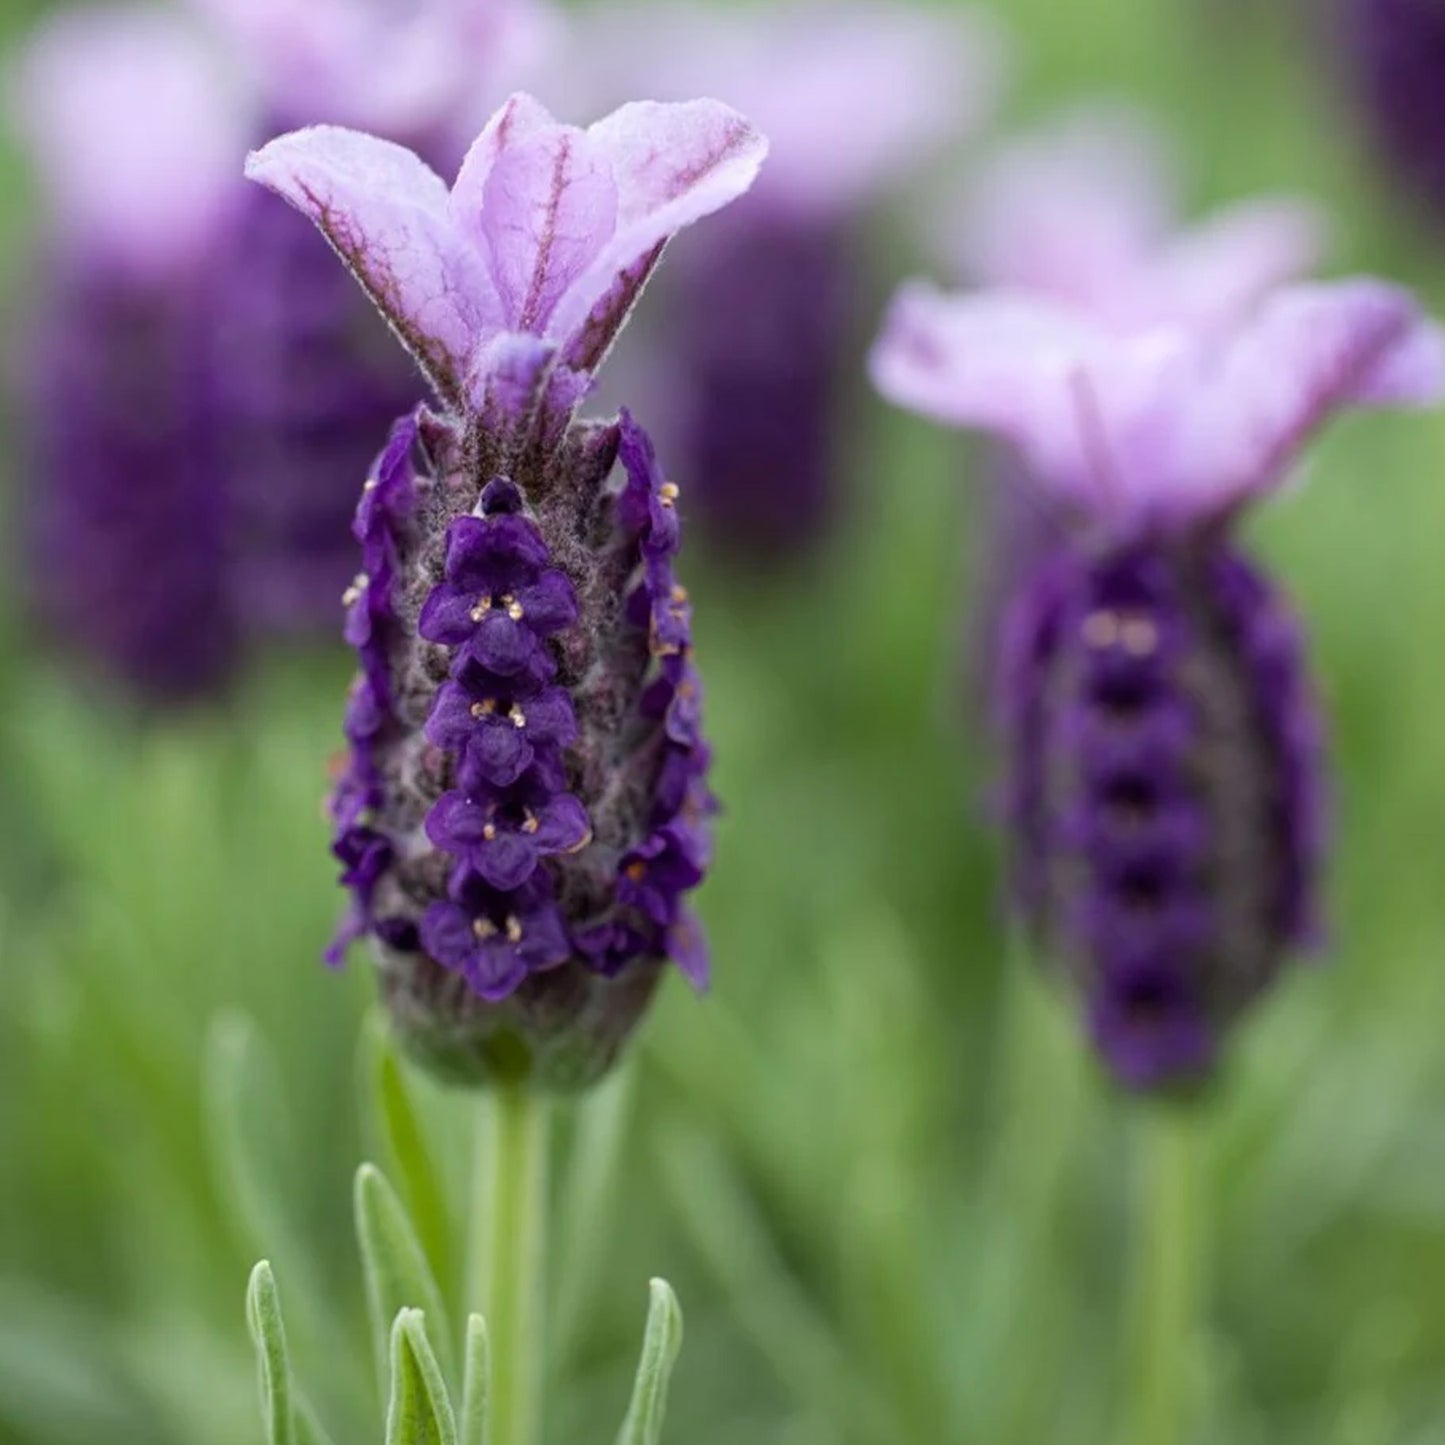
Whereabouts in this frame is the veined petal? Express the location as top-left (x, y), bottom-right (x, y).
top-left (244, 126), bottom-right (496, 405)
top-left (551, 98), bottom-right (768, 365)
top-left (454, 95), bottom-right (618, 333)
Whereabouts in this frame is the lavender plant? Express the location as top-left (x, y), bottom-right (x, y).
top-left (872, 272), bottom-right (1442, 1084)
top-left (242, 90), bottom-right (765, 1445)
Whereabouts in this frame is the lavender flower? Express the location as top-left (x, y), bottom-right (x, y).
top-left (949, 104), bottom-right (1324, 705)
top-left (10, 0), bottom-right (552, 701)
top-left (871, 275), bottom-right (1443, 1087)
top-left (247, 94), bottom-right (766, 1088)
top-left (1344, 0), bottom-right (1445, 220)
top-left (574, 2), bottom-right (1004, 559)
top-left (11, 9), bottom-right (247, 698)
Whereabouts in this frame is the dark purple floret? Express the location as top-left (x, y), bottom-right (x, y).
top-left (672, 215), bottom-right (853, 559)
top-left (325, 407), bottom-right (716, 1090)
top-left (1345, 0), bottom-right (1445, 219)
top-left (999, 538), bottom-right (1326, 1090)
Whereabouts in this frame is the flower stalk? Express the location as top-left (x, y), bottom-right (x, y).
top-left (474, 1085), bottom-right (550, 1445)
top-left (1125, 1105), bottom-right (1202, 1445)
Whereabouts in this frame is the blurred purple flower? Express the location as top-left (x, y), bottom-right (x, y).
top-left (872, 272), bottom-right (1443, 1087)
top-left (10, 0), bottom-right (554, 703)
top-left (1345, 0), bottom-right (1445, 220)
top-left (574, 2), bottom-right (1006, 560)
top-left (949, 105), bottom-right (1325, 709)
top-left (248, 93), bottom-right (765, 1088)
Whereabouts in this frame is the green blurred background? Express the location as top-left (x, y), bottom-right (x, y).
top-left (3, 1), bottom-right (1445, 1442)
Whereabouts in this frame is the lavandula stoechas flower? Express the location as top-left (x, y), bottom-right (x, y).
top-left (11, 9), bottom-right (249, 698)
top-left (949, 105), bottom-right (1323, 702)
top-left (575, 2), bottom-right (1004, 559)
top-left (1343, 0), bottom-right (1445, 221)
top-left (872, 274), bottom-right (1443, 1087)
top-left (246, 94), bottom-right (767, 1089)
top-left (10, 0), bottom-right (553, 702)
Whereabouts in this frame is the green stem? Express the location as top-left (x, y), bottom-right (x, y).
top-left (1125, 1105), bottom-right (1203, 1445)
top-left (472, 1084), bottom-right (550, 1445)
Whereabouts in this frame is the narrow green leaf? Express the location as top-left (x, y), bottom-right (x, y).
top-left (356, 1164), bottom-right (457, 1393)
top-left (206, 1014), bottom-right (320, 1304)
top-left (614, 1280), bottom-right (684, 1445)
top-left (363, 1017), bottom-right (455, 1300)
top-left (246, 1262), bottom-right (337, 1445)
top-left (458, 1315), bottom-right (491, 1445)
top-left (247, 1261), bottom-right (295, 1445)
top-left (387, 1310), bottom-right (458, 1445)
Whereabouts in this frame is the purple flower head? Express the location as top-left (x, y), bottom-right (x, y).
top-left (1345, 0), bottom-right (1445, 222)
top-left (571, 1), bottom-right (1006, 558)
top-left (248, 96), bottom-right (765, 1090)
top-left (947, 104), bottom-right (1326, 705)
top-left (872, 274), bottom-right (1443, 1088)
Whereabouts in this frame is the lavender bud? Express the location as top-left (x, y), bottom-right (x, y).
top-left (1000, 541), bottom-right (1326, 1088)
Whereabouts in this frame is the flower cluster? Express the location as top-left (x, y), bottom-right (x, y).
top-left (873, 273), bottom-right (1443, 1087)
top-left (947, 105), bottom-right (1324, 711)
top-left (248, 92), bottom-right (764, 1088)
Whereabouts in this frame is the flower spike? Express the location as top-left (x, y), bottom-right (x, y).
top-left (254, 96), bottom-right (765, 1090)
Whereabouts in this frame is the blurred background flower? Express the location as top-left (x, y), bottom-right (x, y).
top-left (7, 0), bottom-right (555, 703)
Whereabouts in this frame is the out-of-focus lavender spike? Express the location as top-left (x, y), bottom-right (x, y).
top-left (872, 269), bottom-right (1443, 1088)
top-left (946, 104), bottom-right (1325, 715)
top-left (9, 0), bottom-right (559, 703)
top-left (1344, 0), bottom-right (1445, 222)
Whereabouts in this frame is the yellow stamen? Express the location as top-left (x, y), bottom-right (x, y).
top-left (1082, 610), bottom-right (1120, 648)
top-left (1120, 617), bottom-right (1159, 657)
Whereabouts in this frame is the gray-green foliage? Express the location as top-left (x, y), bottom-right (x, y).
top-left (247, 1155), bottom-right (687, 1445)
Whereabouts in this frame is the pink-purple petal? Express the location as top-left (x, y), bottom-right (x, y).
top-left (244, 126), bottom-right (494, 404)
top-left (550, 99), bottom-right (768, 356)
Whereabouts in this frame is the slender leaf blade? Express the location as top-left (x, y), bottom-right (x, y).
top-left (356, 1164), bottom-right (457, 1391)
top-left (386, 1310), bottom-right (458, 1445)
top-left (615, 1279), bottom-right (684, 1445)
top-left (459, 1314), bottom-right (491, 1445)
